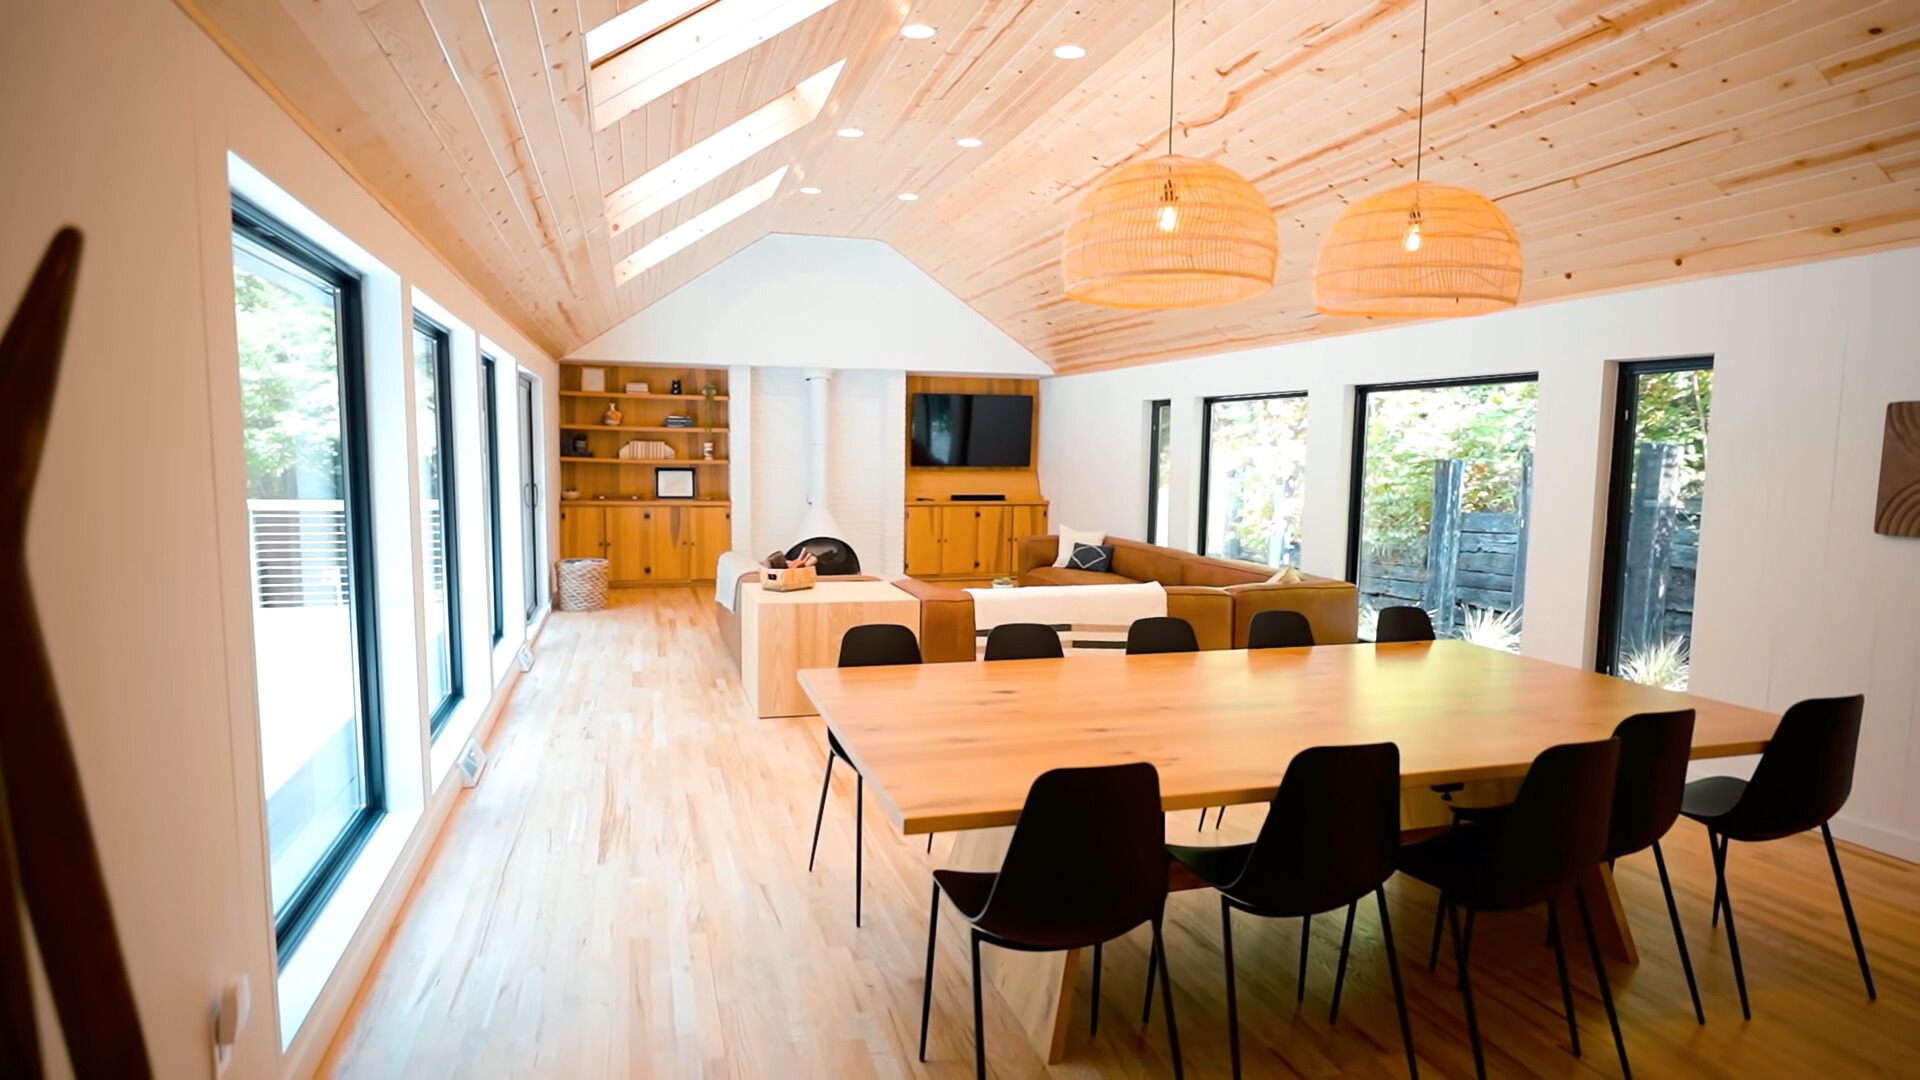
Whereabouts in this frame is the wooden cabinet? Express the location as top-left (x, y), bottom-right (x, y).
top-left (560, 503), bottom-right (728, 584)
top-left (560, 506), bottom-right (606, 561)
top-left (904, 501), bottom-right (1049, 580)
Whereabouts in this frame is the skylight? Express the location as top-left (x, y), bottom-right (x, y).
top-left (605, 61), bottom-right (843, 237)
top-left (584, 0), bottom-right (722, 64)
top-left (612, 167), bottom-right (790, 285)
top-left (589, 0), bottom-right (846, 131)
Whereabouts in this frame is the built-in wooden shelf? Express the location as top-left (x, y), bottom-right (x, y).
top-left (559, 390), bottom-right (729, 401)
top-left (560, 424), bottom-right (730, 434)
top-left (561, 458), bottom-right (730, 466)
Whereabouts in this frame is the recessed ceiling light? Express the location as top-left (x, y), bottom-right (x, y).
top-left (799, 186), bottom-right (822, 194)
top-left (836, 127), bottom-right (864, 138)
top-left (1053, 44), bottom-right (1087, 60)
top-left (956, 137), bottom-right (983, 148)
top-left (898, 192), bottom-right (919, 201)
top-left (901, 23), bottom-right (936, 39)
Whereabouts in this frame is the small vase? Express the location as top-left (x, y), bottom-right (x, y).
top-left (602, 401), bottom-right (622, 426)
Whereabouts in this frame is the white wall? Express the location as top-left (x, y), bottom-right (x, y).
top-left (1041, 247), bottom-right (1920, 859)
top-left (749, 368), bottom-right (907, 576)
top-left (1, 0), bottom-right (559, 1076)
top-left (568, 233), bottom-right (1051, 375)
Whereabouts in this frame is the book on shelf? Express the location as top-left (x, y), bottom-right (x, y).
top-left (662, 414), bottom-right (694, 427)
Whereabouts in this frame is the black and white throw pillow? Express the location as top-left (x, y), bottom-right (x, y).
top-left (1066, 542), bottom-right (1114, 572)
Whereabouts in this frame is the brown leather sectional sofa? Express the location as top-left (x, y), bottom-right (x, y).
top-left (895, 535), bottom-right (1360, 663)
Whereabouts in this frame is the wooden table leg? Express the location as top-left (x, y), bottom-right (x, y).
top-left (945, 828), bottom-right (1080, 1064)
top-left (1578, 861), bottom-right (1640, 966)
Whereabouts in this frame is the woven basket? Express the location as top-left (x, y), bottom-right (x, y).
top-left (556, 558), bottom-right (610, 612)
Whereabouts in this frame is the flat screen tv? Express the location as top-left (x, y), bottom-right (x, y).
top-left (910, 393), bottom-right (1034, 467)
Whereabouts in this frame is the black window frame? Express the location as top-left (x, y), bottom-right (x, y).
top-left (1345, 373), bottom-right (1541, 589)
top-left (232, 195), bottom-right (387, 963)
top-left (1197, 390), bottom-right (1310, 560)
top-left (1145, 399), bottom-right (1170, 544)
top-left (412, 312), bottom-right (465, 737)
top-left (1594, 355), bottom-right (1714, 676)
top-left (481, 354), bottom-right (505, 645)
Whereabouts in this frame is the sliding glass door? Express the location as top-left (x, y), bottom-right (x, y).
top-left (1349, 378), bottom-right (1538, 647)
top-left (1597, 358), bottom-right (1714, 687)
top-left (518, 372), bottom-right (542, 621)
top-left (232, 199), bottom-right (384, 957)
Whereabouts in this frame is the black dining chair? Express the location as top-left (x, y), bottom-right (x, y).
top-left (1680, 694), bottom-right (1871, 1020)
top-left (809, 624), bottom-right (920, 927)
top-left (918, 762), bottom-right (1182, 1079)
top-left (983, 622), bottom-right (1064, 661)
top-left (1443, 709), bottom-right (1706, 1026)
top-left (1247, 609), bottom-right (1315, 649)
top-left (1374, 606), bottom-right (1435, 643)
top-left (1161, 743), bottom-right (1416, 1079)
top-left (1397, 738), bottom-right (1629, 1080)
top-left (1127, 616), bottom-right (1199, 655)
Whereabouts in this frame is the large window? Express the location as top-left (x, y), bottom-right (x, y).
top-left (1146, 400), bottom-right (1170, 544)
top-left (1597, 358), bottom-right (1713, 688)
top-left (233, 199), bottom-right (384, 958)
top-left (1199, 393), bottom-right (1309, 567)
top-left (480, 354), bottom-right (505, 646)
top-left (1349, 377), bottom-right (1538, 648)
top-left (413, 314), bottom-right (463, 734)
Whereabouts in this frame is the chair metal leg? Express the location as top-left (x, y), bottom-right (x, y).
top-left (854, 773), bottom-right (864, 928)
top-left (1709, 830), bottom-right (1726, 927)
top-left (919, 883), bottom-right (939, 1061)
top-left (1427, 891), bottom-right (1447, 972)
top-left (1142, 927), bottom-right (1157, 1023)
top-left (1091, 941), bottom-right (1103, 1037)
top-left (1196, 807), bottom-right (1209, 831)
top-left (1374, 887), bottom-right (1419, 1080)
top-left (1298, 913), bottom-right (1312, 1001)
top-left (1575, 886), bottom-right (1632, 1079)
top-left (1330, 901), bottom-right (1358, 1024)
top-left (1822, 823), bottom-right (1876, 1001)
top-left (1448, 901), bottom-right (1486, 1080)
top-left (807, 754), bottom-right (834, 872)
top-left (1215, 806), bottom-right (1225, 830)
top-left (1652, 840), bottom-right (1705, 1024)
top-left (927, 833), bottom-right (934, 854)
top-left (1154, 920), bottom-right (1184, 1080)
top-left (1548, 899), bottom-right (1580, 1057)
top-left (969, 931), bottom-right (987, 1080)
top-left (1459, 909), bottom-right (1476, 993)
top-left (1710, 831), bottom-right (1750, 1019)
top-left (1222, 899), bottom-right (1241, 1080)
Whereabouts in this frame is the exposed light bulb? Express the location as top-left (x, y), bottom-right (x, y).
top-left (1156, 205), bottom-right (1179, 233)
top-left (1403, 221), bottom-right (1422, 253)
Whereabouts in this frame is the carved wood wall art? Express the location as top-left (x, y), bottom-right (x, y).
top-left (0, 228), bottom-right (152, 1077)
top-left (1875, 402), bottom-right (1920, 538)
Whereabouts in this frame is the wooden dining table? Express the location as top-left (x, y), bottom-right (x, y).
top-left (797, 640), bottom-right (1780, 1064)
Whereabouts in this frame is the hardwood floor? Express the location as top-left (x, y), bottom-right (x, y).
top-left (322, 589), bottom-right (1920, 1078)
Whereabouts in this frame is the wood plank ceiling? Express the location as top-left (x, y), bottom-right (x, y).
top-left (183, 0), bottom-right (1920, 372)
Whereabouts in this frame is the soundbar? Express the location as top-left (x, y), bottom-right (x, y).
top-left (949, 493), bottom-right (1007, 502)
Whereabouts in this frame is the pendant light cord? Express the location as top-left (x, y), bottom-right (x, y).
top-left (1167, 0), bottom-right (1177, 156)
top-left (1414, 0), bottom-right (1429, 182)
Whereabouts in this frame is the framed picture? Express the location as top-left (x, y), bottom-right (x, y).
top-left (579, 366), bottom-right (606, 392)
top-left (655, 467), bottom-right (696, 499)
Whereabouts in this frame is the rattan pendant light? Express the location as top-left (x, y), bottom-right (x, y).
top-left (1313, 0), bottom-right (1521, 317)
top-left (1062, 1), bottom-right (1276, 309)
